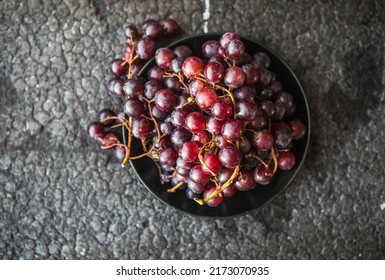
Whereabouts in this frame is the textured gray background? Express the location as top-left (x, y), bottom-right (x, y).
top-left (1, 0), bottom-right (384, 260)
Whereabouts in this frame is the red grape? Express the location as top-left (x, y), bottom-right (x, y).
top-left (110, 59), bottom-right (127, 77)
top-left (202, 153), bottom-right (222, 174)
top-left (253, 165), bottom-right (273, 185)
top-left (195, 87), bottom-right (218, 109)
top-left (159, 147), bottom-right (178, 166)
top-left (87, 122), bottom-right (105, 141)
top-left (211, 98), bottom-right (233, 121)
top-left (179, 141), bottom-right (199, 163)
top-left (155, 48), bottom-right (175, 69)
top-left (251, 130), bottom-right (273, 151)
top-left (191, 130), bottom-right (211, 145)
top-left (161, 18), bottom-right (180, 37)
top-left (288, 119), bottom-right (306, 140)
top-left (204, 185), bottom-right (223, 207)
top-left (189, 79), bottom-right (206, 96)
top-left (234, 169), bottom-right (256, 191)
top-left (182, 56), bottom-right (204, 78)
top-left (219, 146), bottom-right (241, 169)
top-left (185, 112), bottom-right (206, 133)
top-left (220, 32), bottom-right (240, 48)
top-left (221, 119), bottom-right (244, 141)
top-left (224, 66), bottom-right (245, 88)
top-left (278, 151), bottom-right (296, 170)
top-left (203, 61), bottom-right (225, 84)
top-left (202, 40), bottom-right (221, 58)
top-left (124, 98), bottom-right (144, 118)
top-left (154, 89), bottom-right (178, 112)
top-left (226, 39), bottom-right (245, 60)
top-left (88, 27), bottom-right (308, 208)
top-left (135, 37), bottom-right (156, 60)
top-left (190, 164), bottom-right (211, 185)
top-left (131, 117), bottom-right (153, 139)
top-left (206, 116), bottom-right (224, 134)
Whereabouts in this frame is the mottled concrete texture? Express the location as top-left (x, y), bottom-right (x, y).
top-left (1, 0), bottom-right (384, 259)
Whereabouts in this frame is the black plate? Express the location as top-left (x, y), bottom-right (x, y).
top-left (123, 33), bottom-right (311, 218)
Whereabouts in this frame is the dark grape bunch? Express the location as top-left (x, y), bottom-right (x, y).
top-left (87, 20), bottom-right (307, 208)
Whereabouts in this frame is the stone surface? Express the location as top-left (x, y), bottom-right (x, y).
top-left (0, 0), bottom-right (384, 259)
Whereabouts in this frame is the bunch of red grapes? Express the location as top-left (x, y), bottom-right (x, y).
top-left (87, 19), bottom-right (306, 207)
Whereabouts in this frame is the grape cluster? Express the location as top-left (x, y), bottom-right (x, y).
top-left (88, 24), bottom-right (307, 208)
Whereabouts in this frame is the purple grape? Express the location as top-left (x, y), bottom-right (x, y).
top-left (123, 78), bottom-right (144, 97)
top-left (124, 24), bottom-right (139, 40)
top-left (160, 122), bottom-right (175, 135)
top-left (135, 37), bottom-right (156, 60)
top-left (233, 86), bottom-right (255, 101)
top-left (278, 151), bottom-right (296, 170)
top-left (201, 40), bottom-right (221, 58)
top-left (221, 119), bottom-right (244, 141)
top-left (173, 45), bottom-right (193, 59)
top-left (161, 18), bottom-right (180, 37)
top-left (142, 20), bottom-right (163, 40)
top-left (131, 117), bottom-right (153, 139)
top-left (189, 164), bottom-right (211, 185)
top-left (253, 165), bottom-right (273, 185)
top-left (144, 79), bottom-right (163, 99)
top-left (211, 98), bottom-right (233, 121)
top-left (155, 48), bottom-right (175, 69)
top-left (204, 185), bottom-right (223, 207)
top-left (87, 122), bottom-right (105, 141)
top-left (252, 52), bottom-right (271, 68)
top-left (98, 109), bottom-right (116, 126)
top-left (147, 66), bottom-right (165, 81)
top-left (234, 169), bottom-right (256, 191)
top-left (110, 59), bottom-right (127, 77)
top-left (171, 128), bottom-right (192, 147)
top-left (124, 98), bottom-right (144, 118)
top-left (107, 77), bottom-right (125, 98)
top-left (235, 99), bottom-right (258, 121)
top-left (252, 130), bottom-right (273, 151)
top-left (159, 147), bottom-right (178, 166)
top-left (259, 100), bottom-right (276, 118)
top-left (219, 32), bottom-right (240, 48)
top-left (203, 61), bottom-right (225, 84)
top-left (226, 39), bottom-right (245, 60)
top-left (242, 64), bottom-right (260, 85)
top-left (273, 123), bottom-right (293, 149)
top-left (170, 57), bottom-right (184, 73)
top-left (224, 66), bottom-right (245, 88)
top-left (187, 179), bottom-right (206, 194)
top-left (171, 107), bottom-right (190, 128)
top-left (288, 119), bottom-right (306, 140)
top-left (154, 89), bottom-right (177, 112)
top-left (219, 145), bottom-right (242, 169)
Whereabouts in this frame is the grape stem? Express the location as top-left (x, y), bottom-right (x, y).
top-left (222, 55), bottom-right (233, 68)
top-left (121, 116), bottom-right (133, 167)
top-left (271, 147), bottom-right (278, 174)
top-left (195, 75), bottom-right (236, 117)
top-left (167, 181), bottom-right (184, 193)
top-left (198, 143), bottom-right (216, 177)
top-left (164, 72), bottom-right (190, 93)
top-left (247, 152), bottom-right (269, 167)
top-left (127, 35), bottom-right (137, 80)
top-left (194, 165), bottom-right (240, 205)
